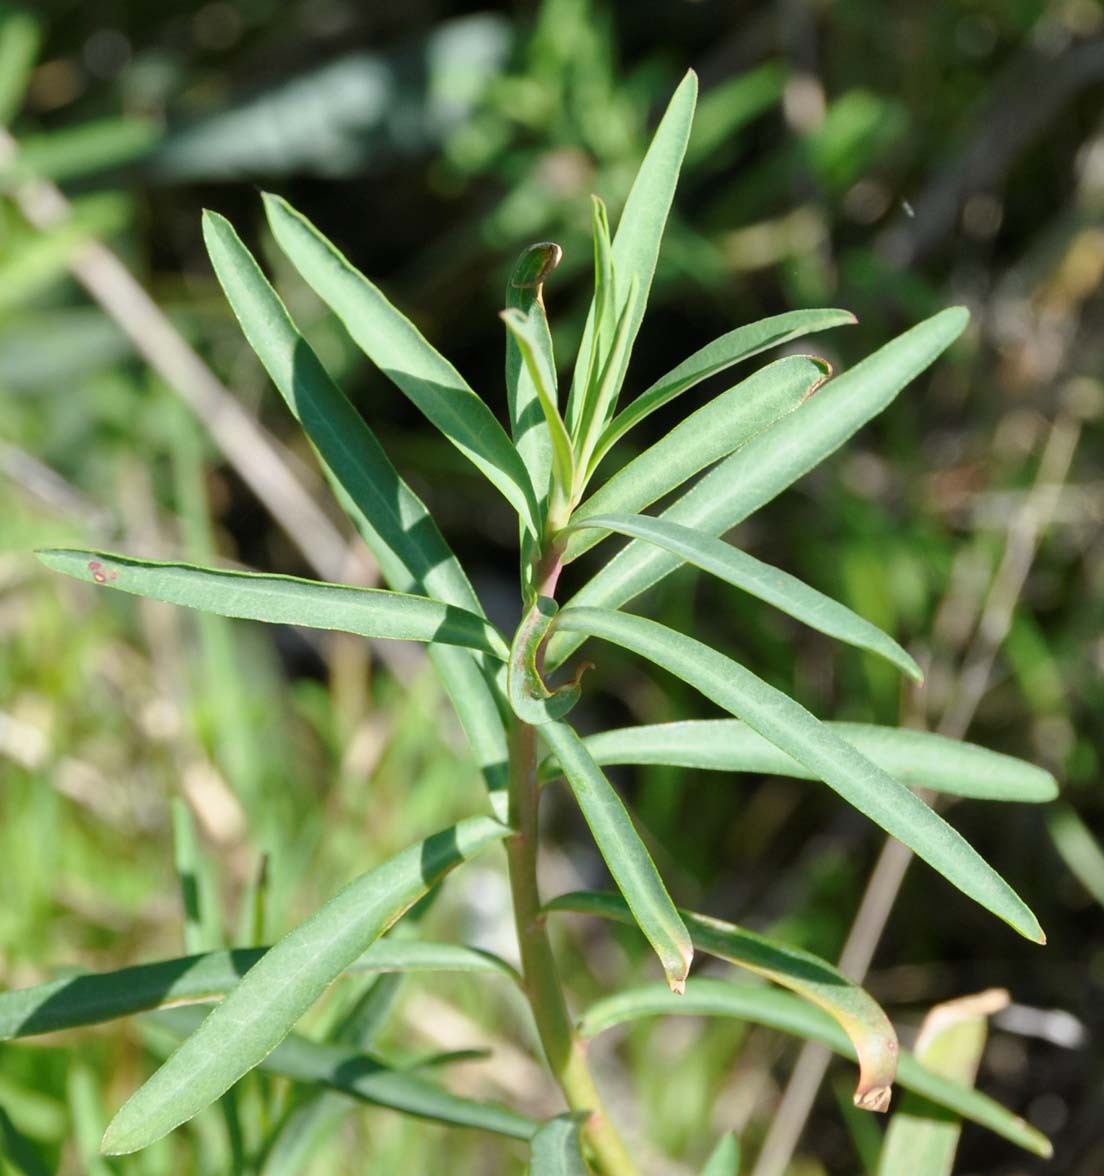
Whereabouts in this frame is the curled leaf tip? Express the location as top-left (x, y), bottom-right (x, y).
top-left (668, 975), bottom-right (687, 996)
top-left (854, 1084), bottom-right (892, 1113)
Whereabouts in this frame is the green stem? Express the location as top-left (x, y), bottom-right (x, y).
top-left (506, 717), bottom-right (638, 1176)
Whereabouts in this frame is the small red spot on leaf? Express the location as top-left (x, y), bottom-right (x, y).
top-left (88, 560), bottom-right (108, 584)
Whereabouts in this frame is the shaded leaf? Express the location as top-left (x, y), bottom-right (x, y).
top-left (528, 1112), bottom-right (591, 1175)
top-left (575, 979), bottom-right (1050, 1157)
top-left (549, 892), bottom-right (896, 1110)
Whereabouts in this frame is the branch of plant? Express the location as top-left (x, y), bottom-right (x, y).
top-left (751, 409), bottom-right (1081, 1176)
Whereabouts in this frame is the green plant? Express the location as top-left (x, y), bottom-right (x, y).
top-left (14, 71), bottom-right (1058, 1173)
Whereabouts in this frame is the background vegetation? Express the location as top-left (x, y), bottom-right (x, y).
top-left (1, 1), bottom-right (1101, 1172)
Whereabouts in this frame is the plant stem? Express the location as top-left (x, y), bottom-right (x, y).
top-left (505, 717), bottom-right (638, 1176)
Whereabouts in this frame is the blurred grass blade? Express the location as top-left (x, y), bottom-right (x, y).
top-left (100, 816), bottom-right (508, 1154)
top-left (701, 1133), bottom-right (741, 1175)
top-left (36, 549), bottom-right (510, 660)
top-left (594, 308), bottom-right (856, 467)
top-left (548, 307), bottom-right (969, 670)
top-left (0, 7), bottom-right (40, 126)
top-left (548, 892), bottom-right (896, 1110)
top-left (151, 1007), bottom-right (536, 1141)
top-left (552, 720), bottom-right (1056, 803)
top-left (1045, 804), bottom-right (1104, 907)
top-left (877, 989), bottom-right (1009, 1176)
top-left (0, 1107), bottom-right (50, 1176)
top-left (0, 942), bottom-right (518, 1041)
top-left (66, 1066), bottom-right (114, 1176)
top-left (202, 208), bottom-right (510, 814)
top-left (262, 192), bottom-right (540, 537)
top-left (540, 723), bottom-right (692, 993)
top-left (568, 355), bottom-right (828, 560)
top-left (566, 70), bottom-right (698, 435)
top-left (553, 608), bottom-right (1043, 942)
top-left (832, 1076), bottom-right (884, 1175)
top-left (501, 308), bottom-right (574, 516)
top-left (2, 118), bottom-right (159, 183)
top-left (171, 799), bottom-right (222, 954)
top-left (567, 513), bottom-right (920, 680)
top-left (527, 1112), bottom-right (590, 1175)
top-left (575, 979), bottom-right (1050, 1157)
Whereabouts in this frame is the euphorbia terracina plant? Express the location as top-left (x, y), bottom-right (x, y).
top-left (20, 71), bottom-right (1057, 1172)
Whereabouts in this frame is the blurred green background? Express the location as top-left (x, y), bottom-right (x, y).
top-left (1, 1), bottom-right (1102, 1172)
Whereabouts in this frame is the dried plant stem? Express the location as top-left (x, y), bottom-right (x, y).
top-left (0, 128), bottom-right (350, 583)
top-left (507, 718), bottom-right (638, 1176)
top-left (751, 411), bottom-right (1081, 1176)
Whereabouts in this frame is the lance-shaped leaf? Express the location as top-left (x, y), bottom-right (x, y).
top-left (553, 608), bottom-right (1043, 942)
top-left (261, 193), bottom-right (540, 537)
top-left (101, 816), bottom-right (508, 1154)
top-left (565, 70), bottom-right (698, 435)
top-left (540, 725), bottom-right (692, 993)
top-left (527, 1113), bottom-right (590, 1175)
top-left (36, 549), bottom-right (509, 661)
top-left (548, 720), bottom-right (1057, 803)
top-left (151, 1007), bottom-right (535, 1141)
top-left (0, 942), bottom-right (519, 1042)
top-left (592, 307), bottom-right (856, 471)
top-left (566, 513), bottom-right (920, 680)
top-left (548, 892), bottom-right (897, 1111)
top-left (202, 210), bottom-right (509, 815)
top-left (501, 308), bottom-right (574, 521)
top-left (547, 307), bottom-right (968, 670)
top-left (700, 1134), bottom-right (740, 1176)
top-left (877, 989), bottom-right (1009, 1176)
top-left (566, 355), bottom-right (830, 563)
top-left (575, 979), bottom-right (1050, 1157)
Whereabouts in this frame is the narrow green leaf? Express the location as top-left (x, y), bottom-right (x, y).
top-left (0, 8), bottom-right (40, 126)
top-left (505, 241), bottom-right (563, 565)
top-left (549, 892), bottom-right (896, 1110)
top-left (508, 598), bottom-right (583, 724)
top-left (2, 117), bottom-right (159, 183)
top-left (101, 816), bottom-right (508, 1154)
top-left (501, 308), bottom-right (575, 519)
top-left (570, 195), bottom-right (616, 464)
top-left (171, 799), bottom-right (222, 955)
top-left (0, 1107), bottom-right (50, 1176)
top-left (878, 990), bottom-right (1008, 1176)
top-left (261, 192), bottom-right (539, 537)
top-left (36, 548), bottom-right (509, 661)
top-left (549, 720), bottom-right (1057, 803)
top-left (566, 71), bottom-right (698, 436)
top-left (575, 979), bottom-right (1051, 1158)
top-left (594, 308), bottom-right (856, 468)
top-left (0, 942), bottom-right (518, 1042)
top-left (548, 307), bottom-right (969, 670)
top-left (701, 1133), bottom-right (741, 1176)
top-left (1046, 804), bottom-right (1104, 908)
top-left (568, 513), bottom-right (919, 679)
top-left (151, 1006), bottom-right (536, 1141)
top-left (553, 608), bottom-right (1044, 942)
top-left (567, 356), bottom-right (828, 562)
top-left (202, 208), bottom-right (510, 815)
top-left (539, 725), bottom-right (692, 993)
top-left (527, 1112), bottom-right (590, 1175)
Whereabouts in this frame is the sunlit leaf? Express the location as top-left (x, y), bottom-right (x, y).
top-left (262, 193), bottom-right (540, 537)
top-left (553, 607), bottom-right (1043, 942)
top-left (548, 892), bottom-right (896, 1110)
top-left (700, 1133), bottom-right (740, 1176)
top-left (548, 307), bottom-right (969, 670)
top-left (36, 549), bottom-right (509, 660)
top-left (540, 727), bottom-right (692, 993)
top-left (101, 816), bottom-right (508, 1154)
top-left (566, 513), bottom-right (919, 679)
